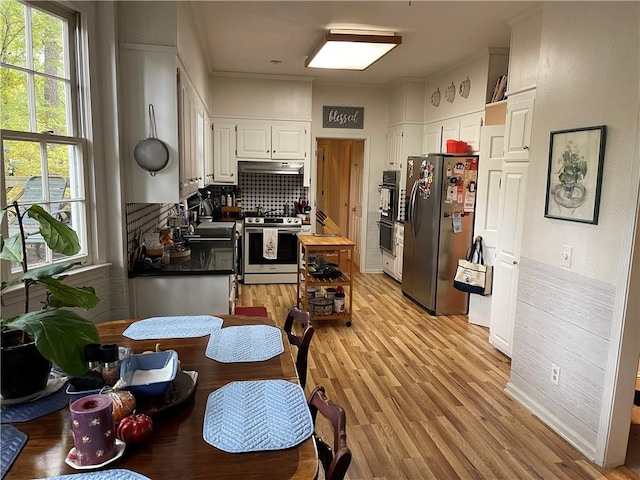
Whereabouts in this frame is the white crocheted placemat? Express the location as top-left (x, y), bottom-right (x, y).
top-left (123, 315), bottom-right (223, 340)
top-left (205, 325), bottom-right (284, 363)
top-left (203, 379), bottom-right (313, 453)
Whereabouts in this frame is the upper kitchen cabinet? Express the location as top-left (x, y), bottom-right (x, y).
top-left (119, 45), bottom-right (180, 204)
top-left (177, 66), bottom-right (206, 198)
top-left (386, 124), bottom-right (422, 189)
top-left (503, 89), bottom-right (535, 161)
top-left (388, 78), bottom-right (425, 126)
top-left (236, 120), bottom-right (309, 161)
top-left (506, 7), bottom-right (542, 95)
top-left (212, 119), bottom-right (237, 184)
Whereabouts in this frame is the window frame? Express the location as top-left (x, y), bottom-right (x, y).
top-left (1, 0), bottom-right (93, 280)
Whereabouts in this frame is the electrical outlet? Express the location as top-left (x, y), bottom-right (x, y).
top-left (551, 364), bottom-right (560, 385)
top-left (560, 245), bottom-right (573, 268)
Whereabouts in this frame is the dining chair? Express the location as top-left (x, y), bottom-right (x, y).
top-left (283, 306), bottom-right (314, 389)
top-left (308, 385), bottom-right (352, 480)
top-left (234, 306), bottom-right (268, 317)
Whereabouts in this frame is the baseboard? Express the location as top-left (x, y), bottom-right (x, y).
top-left (505, 381), bottom-right (598, 462)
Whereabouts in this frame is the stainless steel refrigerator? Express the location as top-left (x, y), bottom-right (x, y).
top-left (402, 154), bottom-right (479, 315)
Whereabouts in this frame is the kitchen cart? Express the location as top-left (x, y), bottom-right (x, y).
top-left (297, 235), bottom-right (355, 326)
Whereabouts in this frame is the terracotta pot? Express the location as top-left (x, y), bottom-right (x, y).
top-left (1, 329), bottom-right (52, 399)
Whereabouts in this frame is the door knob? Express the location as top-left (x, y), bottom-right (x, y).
top-left (513, 260), bottom-right (518, 265)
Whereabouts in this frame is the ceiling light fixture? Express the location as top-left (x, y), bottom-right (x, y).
top-left (305, 29), bottom-right (402, 71)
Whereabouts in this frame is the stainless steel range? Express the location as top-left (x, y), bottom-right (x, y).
top-left (243, 216), bottom-right (302, 284)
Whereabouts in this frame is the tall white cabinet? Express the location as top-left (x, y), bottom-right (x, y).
top-left (488, 8), bottom-right (541, 357)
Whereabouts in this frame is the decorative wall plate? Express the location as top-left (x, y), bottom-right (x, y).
top-left (445, 82), bottom-right (456, 103)
top-left (459, 76), bottom-right (471, 98)
top-left (430, 88), bottom-right (441, 107)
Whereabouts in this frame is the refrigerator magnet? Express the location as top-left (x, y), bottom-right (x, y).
top-left (464, 190), bottom-right (476, 212)
top-left (408, 160), bottom-right (414, 177)
top-left (446, 185), bottom-right (457, 203)
top-left (452, 212), bottom-right (463, 233)
top-left (454, 162), bottom-right (465, 175)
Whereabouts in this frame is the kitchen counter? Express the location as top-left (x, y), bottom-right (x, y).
top-left (128, 242), bottom-right (235, 277)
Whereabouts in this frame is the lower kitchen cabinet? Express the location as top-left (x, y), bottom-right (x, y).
top-left (132, 275), bottom-right (235, 318)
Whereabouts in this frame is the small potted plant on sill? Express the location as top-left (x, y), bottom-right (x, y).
top-left (1, 201), bottom-right (100, 400)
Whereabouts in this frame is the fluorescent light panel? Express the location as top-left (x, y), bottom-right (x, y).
top-left (305, 30), bottom-right (402, 71)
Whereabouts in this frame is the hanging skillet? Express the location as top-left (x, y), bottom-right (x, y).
top-left (134, 104), bottom-right (169, 176)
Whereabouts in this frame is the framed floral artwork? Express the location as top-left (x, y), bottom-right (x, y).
top-left (544, 125), bottom-right (606, 224)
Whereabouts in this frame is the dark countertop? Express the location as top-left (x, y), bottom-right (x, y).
top-left (128, 242), bottom-right (235, 278)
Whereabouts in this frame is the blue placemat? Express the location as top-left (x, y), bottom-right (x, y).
top-left (40, 470), bottom-right (151, 480)
top-left (122, 315), bottom-right (223, 340)
top-left (203, 379), bottom-right (313, 453)
top-left (0, 387), bottom-right (69, 424)
top-left (205, 325), bottom-right (284, 363)
top-left (1, 425), bottom-right (27, 479)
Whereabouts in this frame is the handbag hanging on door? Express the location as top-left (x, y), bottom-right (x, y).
top-left (453, 236), bottom-right (493, 296)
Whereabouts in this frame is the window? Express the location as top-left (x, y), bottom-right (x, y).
top-left (1, 0), bottom-right (89, 275)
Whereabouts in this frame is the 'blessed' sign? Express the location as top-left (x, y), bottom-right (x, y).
top-left (322, 106), bottom-right (364, 129)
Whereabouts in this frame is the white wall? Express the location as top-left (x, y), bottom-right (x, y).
top-left (507, 1), bottom-right (640, 463)
top-left (177, 3), bottom-right (210, 110)
top-left (117, 1), bottom-right (177, 46)
top-left (425, 49), bottom-right (508, 123)
top-left (311, 82), bottom-right (389, 272)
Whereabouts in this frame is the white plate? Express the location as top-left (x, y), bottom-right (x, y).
top-left (65, 439), bottom-right (126, 470)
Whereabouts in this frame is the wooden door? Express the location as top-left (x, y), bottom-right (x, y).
top-left (349, 140), bottom-right (364, 270)
top-left (316, 140), bottom-right (330, 215)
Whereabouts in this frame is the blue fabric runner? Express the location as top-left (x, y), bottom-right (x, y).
top-left (202, 379), bottom-right (313, 453)
top-left (205, 325), bottom-right (284, 363)
top-left (0, 387), bottom-right (69, 424)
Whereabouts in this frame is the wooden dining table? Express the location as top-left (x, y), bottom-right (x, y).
top-left (6, 316), bottom-right (319, 479)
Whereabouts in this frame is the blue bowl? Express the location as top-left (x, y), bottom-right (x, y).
top-left (120, 350), bottom-right (178, 397)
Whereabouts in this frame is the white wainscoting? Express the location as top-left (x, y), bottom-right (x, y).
top-left (506, 257), bottom-right (615, 459)
top-left (1, 264), bottom-right (113, 324)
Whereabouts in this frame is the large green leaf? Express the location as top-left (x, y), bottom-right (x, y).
top-left (0, 232), bottom-right (24, 263)
top-left (27, 205), bottom-right (80, 256)
top-left (39, 278), bottom-right (99, 310)
top-left (0, 261), bottom-right (80, 291)
top-left (3, 309), bottom-right (100, 376)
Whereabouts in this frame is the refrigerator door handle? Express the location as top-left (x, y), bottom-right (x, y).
top-left (408, 180), bottom-right (418, 236)
top-left (410, 180), bottom-right (420, 235)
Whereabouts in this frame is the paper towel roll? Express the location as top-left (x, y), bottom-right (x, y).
top-left (69, 394), bottom-right (116, 466)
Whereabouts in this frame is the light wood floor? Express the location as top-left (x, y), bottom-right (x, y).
top-left (236, 271), bottom-right (639, 480)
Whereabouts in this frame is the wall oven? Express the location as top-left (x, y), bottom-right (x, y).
top-left (243, 216), bottom-right (302, 284)
top-left (379, 170), bottom-right (399, 254)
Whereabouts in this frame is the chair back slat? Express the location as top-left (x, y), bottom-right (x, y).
top-left (308, 386), bottom-right (352, 480)
top-left (283, 306), bottom-right (314, 389)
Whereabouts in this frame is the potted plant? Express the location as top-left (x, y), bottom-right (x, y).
top-left (556, 140), bottom-right (588, 198)
top-left (1, 200), bottom-right (100, 399)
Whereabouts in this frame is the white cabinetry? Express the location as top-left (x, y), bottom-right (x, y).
top-left (381, 224), bottom-right (404, 282)
top-left (212, 120), bottom-right (237, 184)
top-left (503, 90), bottom-right (535, 162)
top-left (178, 67), bottom-right (206, 198)
top-left (203, 116), bottom-right (214, 185)
top-left (506, 8), bottom-right (542, 95)
top-left (119, 45), bottom-right (180, 204)
top-left (395, 224), bottom-right (404, 280)
top-left (237, 120), bottom-right (308, 161)
top-left (423, 112), bottom-right (483, 155)
top-left (386, 124), bottom-right (422, 190)
top-left (132, 275), bottom-right (234, 317)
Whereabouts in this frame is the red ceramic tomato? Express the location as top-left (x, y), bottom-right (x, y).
top-left (116, 413), bottom-right (153, 444)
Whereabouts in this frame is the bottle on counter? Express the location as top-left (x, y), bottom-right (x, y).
top-left (235, 188), bottom-right (242, 207)
top-left (226, 192), bottom-right (232, 207)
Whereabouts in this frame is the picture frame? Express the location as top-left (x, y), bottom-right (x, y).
top-left (544, 125), bottom-right (606, 224)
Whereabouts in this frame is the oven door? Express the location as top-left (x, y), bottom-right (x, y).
top-left (243, 227), bottom-right (301, 274)
top-left (379, 220), bottom-right (395, 254)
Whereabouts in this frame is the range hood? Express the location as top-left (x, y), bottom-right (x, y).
top-left (238, 160), bottom-right (304, 175)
